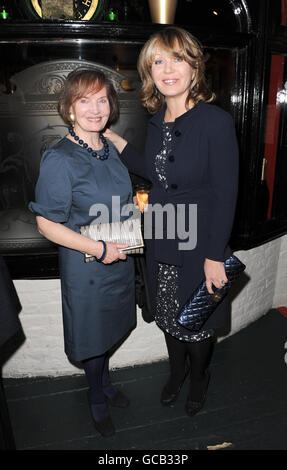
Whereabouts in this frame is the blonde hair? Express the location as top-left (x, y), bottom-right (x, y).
top-left (137, 26), bottom-right (215, 114)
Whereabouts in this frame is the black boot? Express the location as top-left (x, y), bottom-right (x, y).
top-left (161, 332), bottom-right (189, 407)
top-left (185, 335), bottom-right (214, 416)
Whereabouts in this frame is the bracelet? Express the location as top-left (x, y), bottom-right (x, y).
top-left (95, 240), bottom-right (107, 262)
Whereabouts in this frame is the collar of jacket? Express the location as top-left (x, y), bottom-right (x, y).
top-left (149, 100), bottom-right (204, 132)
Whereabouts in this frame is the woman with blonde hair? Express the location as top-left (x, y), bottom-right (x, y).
top-left (105, 26), bottom-right (239, 416)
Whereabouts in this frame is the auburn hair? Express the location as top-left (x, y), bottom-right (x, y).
top-left (58, 68), bottom-right (119, 125)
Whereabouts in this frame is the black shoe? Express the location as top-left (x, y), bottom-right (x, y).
top-left (107, 390), bottom-right (130, 408)
top-left (87, 391), bottom-right (115, 437)
top-left (93, 415), bottom-right (115, 438)
top-left (161, 369), bottom-right (189, 407)
top-left (185, 371), bottom-right (210, 417)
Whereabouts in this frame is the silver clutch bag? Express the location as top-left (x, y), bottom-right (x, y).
top-left (80, 217), bottom-right (144, 262)
top-left (177, 255), bottom-right (246, 332)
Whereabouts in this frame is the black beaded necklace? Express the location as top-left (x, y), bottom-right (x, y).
top-left (68, 125), bottom-right (109, 160)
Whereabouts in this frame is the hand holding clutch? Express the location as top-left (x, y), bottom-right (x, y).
top-left (204, 258), bottom-right (228, 293)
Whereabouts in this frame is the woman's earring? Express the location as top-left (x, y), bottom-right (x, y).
top-left (69, 112), bottom-right (75, 124)
top-left (153, 85), bottom-right (159, 97)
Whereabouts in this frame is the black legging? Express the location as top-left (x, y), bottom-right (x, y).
top-left (164, 332), bottom-right (214, 397)
top-left (185, 336), bottom-right (214, 381)
top-left (82, 352), bottom-right (117, 421)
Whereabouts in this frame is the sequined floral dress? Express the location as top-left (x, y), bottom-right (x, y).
top-left (154, 122), bottom-right (214, 342)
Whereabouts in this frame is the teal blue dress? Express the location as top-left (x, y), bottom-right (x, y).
top-left (29, 137), bottom-right (136, 362)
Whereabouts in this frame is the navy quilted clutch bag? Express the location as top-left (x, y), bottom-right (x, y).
top-left (177, 255), bottom-right (246, 332)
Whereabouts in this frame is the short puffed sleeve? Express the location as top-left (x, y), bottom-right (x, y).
top-left (29, 150), bottom-right (72, 223)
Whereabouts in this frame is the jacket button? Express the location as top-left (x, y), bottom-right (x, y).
top-left (168, 155), bottom-right (175, 162)
top-left (171, 183), bottom-right (178, 189)
top-left (174, 130), bottom-right (181, 137)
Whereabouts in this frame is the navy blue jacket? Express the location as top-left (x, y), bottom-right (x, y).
top-left (121, 100), bottom-right (239, 330)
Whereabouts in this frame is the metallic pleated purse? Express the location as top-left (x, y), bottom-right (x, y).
top-left (80, 217), bottom-right (144, 262)
top-left (177, 255), bottom-right (246, 332)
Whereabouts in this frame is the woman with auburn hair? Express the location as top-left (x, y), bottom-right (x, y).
top-left (105, 26), bottom-right (239, 416)
top-left (29, 68), bottom-right (136, 437)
